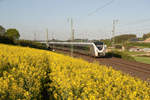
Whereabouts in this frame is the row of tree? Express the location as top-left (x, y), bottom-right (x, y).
top-left (113, 34), bottom-right (136, 43)
top-left (100, 32), bottom-right (150, 47)
top-left (143, 32), bottom-right (150, 40)
top-left (0, 25), bottom-right (20, 40)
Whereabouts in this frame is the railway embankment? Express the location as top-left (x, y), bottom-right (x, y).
top-left (0, 43), bottom-right (150, 99)
top-left (55, 49), bottom-right (150, 81)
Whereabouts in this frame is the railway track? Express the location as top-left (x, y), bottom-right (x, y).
top-left (54, 49), bottom-right (150, 81)
top-left (97, 58), bottom-right (150, 81)
top-left (99, 58), bottom-right (150, 73)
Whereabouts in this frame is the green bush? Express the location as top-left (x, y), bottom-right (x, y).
top-left (16, 40), bottom-right (47, 50)
top-left (113, 34), bottom-right (136, 44)
top-left (0, 35), bottom-right (15, 44)
top-left (106, 50), bottom-right (135, 61)
top-left (127, 42), bottom-right (150, 48)
top-left (115, 44), bottom-right (122, 49)
top-left (0, 35), bottom-right (48, 50)
top-left (100, 39), bottom-right (112, 47)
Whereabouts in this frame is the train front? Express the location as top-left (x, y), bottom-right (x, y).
top-left (94, 41), bottom-right (106, 57)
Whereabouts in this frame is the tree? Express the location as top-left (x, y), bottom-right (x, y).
top-left (143, 32), bottom-right (150, 40)
top-left (100, 39), bottom-right (112, 47)
top-left (0, 25), bottom-right (6, 36)
top-left (5, 28), bottom-right (20, 40)
top-left (112, 34), bottom-right (136, 44)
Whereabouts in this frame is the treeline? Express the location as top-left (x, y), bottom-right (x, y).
top-left (0, 25), bottom-right (20, 44)
top-left (0, 35), bottom-right (15, 44)
top-left (106, 50), bottom-right (135, 61)
top-left (126, 42), bottom-right (150, 48)
top-left (0, 35), bottom-right (47, 50)
top-left (0, 25), bottom-right (20, 40)
top-left (143, 32), bottom-right (150, 40)
top-left (113, 34), bottom-right (136, 43)
top-left (113, 32), bottom-right (150, 43)
top-left (101, 32), bottom-right (150, 47)
top-left (100, 34), bottom-right (137, 47)
top-left (16, 40), bottom-right (47, 50)
top-left (0, 25), bottom-right (47, 50)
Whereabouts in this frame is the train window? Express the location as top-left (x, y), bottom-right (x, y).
top-left (94, 42), bottom-right (104, 50)
top-left (52, 44), bottom-right (90, 51)
top-left (97, 46), bottom-right (103, 50)
top-left (94, 42), bottom-right (104, 45)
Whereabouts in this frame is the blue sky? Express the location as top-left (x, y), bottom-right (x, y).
top-left (0, 0), bottom-right (150, 40)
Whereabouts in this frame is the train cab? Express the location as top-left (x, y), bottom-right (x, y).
top-left (93, 41), bottom-right (106, 57)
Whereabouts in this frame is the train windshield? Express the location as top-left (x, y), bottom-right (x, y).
top-left (94, 42), bottom-right (104, 50)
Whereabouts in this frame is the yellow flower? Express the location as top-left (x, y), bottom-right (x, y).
top-left (0, 43), bottom-right (149, 100)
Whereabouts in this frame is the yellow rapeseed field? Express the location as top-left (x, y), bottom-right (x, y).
top-left (0, 43), bottom-right (149, 100)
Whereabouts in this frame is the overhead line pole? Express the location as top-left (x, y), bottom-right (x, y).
top-left (112, 20), bottom-right (115, 46)
top-left (71, 18), bottom-right (74, 41)
top-left (47, 29), bottom-right (48, 42)
top-left (52, 33), bottom-right (55, 51)
top-left (112, 19), bottom-right (118, 47)
top-left (70, 18), bottom-right (74, 57)
top-left (34, 33), bottom-right (36, 41)
top-left (46, 29), bottom-right (49, 47)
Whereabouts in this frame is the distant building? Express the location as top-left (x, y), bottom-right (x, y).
top-left (129, 47), bottom-right (150, 52)
top-left (129, 47), bottom-right (142, 52)
top-left (142, 48), bottom-right (150, 52)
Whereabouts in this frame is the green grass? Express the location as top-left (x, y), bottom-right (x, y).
top-left (122, 51), bottom-right (150, 64)
top-left (134, 56), bottom-right (150, 64)
top-left (127, 42), bottom-right (150, 48)
top-left (106, 50), bottom-right (135, 61)
top-left (125, 51), bottom-right (145, 55)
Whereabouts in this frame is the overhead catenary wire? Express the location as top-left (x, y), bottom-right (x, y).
top-left (88, 0), bottom-right (115, 16)
top-left (65, 0), bottom-right (116, 40)
top-left (118, 18), bottom-right (150, 28)
top-left (34, 33), bottom-right (36, 41)
top-left (117, 19), bottom-right (150, 34)
top-left (86, 0), bottom-right (150, 38)
top-left (118, 27), bottom-right (150, 33)
top-left (77, 0), bottom-right (116, 40)
top-left (76, 0), bottom-right (116, 27)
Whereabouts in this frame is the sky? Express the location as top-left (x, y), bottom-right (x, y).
top-left (0, 0), bottom-right (150, 40)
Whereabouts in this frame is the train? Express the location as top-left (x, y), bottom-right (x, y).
top-left (46, 41), bottom-right (107, 57)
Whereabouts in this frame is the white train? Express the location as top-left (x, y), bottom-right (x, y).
top-left (46, 41), bottom-right (106, 57)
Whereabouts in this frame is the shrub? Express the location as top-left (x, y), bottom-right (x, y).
top-left (127, 42), bottom-right (150, 48)
top-left (0, 35), bottom-right (15, 44)
top-left (113, 34), bottom-right (136, 44)
top-left (106, 50), bottom-right (135, 61)
top-left (16, 40), bottom-right (47, 50)
top-left (0, 35), bottom-right (48, 50)
top-left (115, 44), bottom-right (122, 49)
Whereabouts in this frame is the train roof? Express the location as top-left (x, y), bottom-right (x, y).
top-left (40, 41), bottom-right (104, 46)
top-left (48, 42), bottom-right (94, 46)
